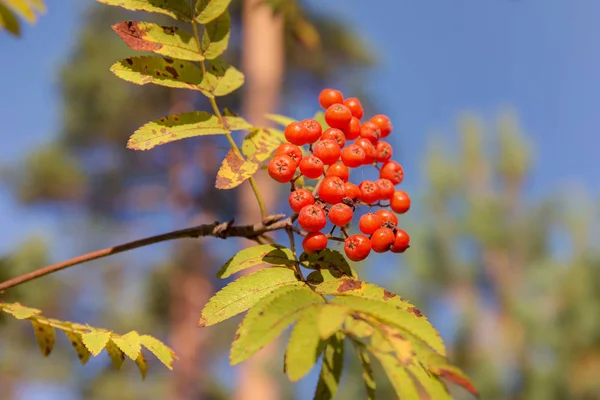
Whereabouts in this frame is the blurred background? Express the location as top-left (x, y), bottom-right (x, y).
top-left (1, 0), bottom-right (600, 399)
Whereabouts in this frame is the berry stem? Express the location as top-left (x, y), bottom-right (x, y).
top-left (340, 227), bottom-right (350, 238)
top-left (190, 6), bottom-right (267, 220)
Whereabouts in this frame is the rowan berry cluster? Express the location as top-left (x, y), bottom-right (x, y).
top-left (268, 88), bottom-right (411, 262)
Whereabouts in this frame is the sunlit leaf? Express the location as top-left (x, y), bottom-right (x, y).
top-left (313, 332), bottom-right (345, 400)
top-left (198, 58), bottom-right (244, 97)
top-left (82, 329), bottom-right (111, 356)
top-left (217, 244), bottom-right (295, 278)
top-left (408, 363), bottom-right (451, 400)
top-left (201, 9), bottom-right (229, 59)
top-left (230, 286), bottom-right (324, 365)
top-left (419, 348), bottom-right (479, 397)
top-left (1, 302), bottom-right (40, 319)
top-left (112, 21), bottom-right (203, 61)
top-left (199, 267), bottom-right (302, 327)
top-left (111, 330), bottom-right (141, 361)
top-left (371, 350), bottom-right (419, 400)
top-left (313, 111), bottom-right (327, 132)
top-left (63, 330), bottom-right (92, 365)
top-left (97, 0), bottom-right (192, 21)
top-left (242, 128), bottom-right (283, 163)
top-left (344, 316), bottom-right (374, 338)
top-left (111, 56), bottom-right (203, 90)
top-left (140, 335), bottom-right (177, 370)
top-left (317, 304), bottom-right (347, 340)
top-left (195, 0), bottom-right (232, 24)
top-left (30, 319), bottom-right (55, 356)
top-left (127, 112), bottom-right (227, 151)
top-left (300, 249), bottom-right (358, 278)
top-left (215, 150), bottom-right (259, 190)
top-left (285, 307), bottom-right (325, 382)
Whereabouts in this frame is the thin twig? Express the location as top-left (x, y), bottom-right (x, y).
top-left (0, 214), bottom-right (292, 293)
top-left (285, 227), bottom-right (305, 282)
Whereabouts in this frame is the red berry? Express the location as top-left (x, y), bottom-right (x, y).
top-left (289, 189), bottom-right (315, 213)
top-left (371, 227), bottom-right (395, 253)
top-left (344, 234), bottom-right (371, 261)
top-left (343, 117), bottom-right (361, 140)
top-left (344, 182), bottom-right (361, 201)
top-left (371, 114), bottom-right (392, 138)
top-left (343, 97), bottom-right (364, 119)
top-left (355, 138), bottom-right (376, 165)
top-left (301, 119), bottom-right (323, 144)
top-left (376, 179), bottom-right (395, 200)
top-left (360, 121), bottom-right (381, 144)
top-left (390, 228), bottom-right (410, 253)
top-left (284, 122), bottom-right (308, 145)
top-left (302, 232), bottom-right (328, 254)
top-left (318, 176), bottom-right (346, 204)
top-left (275, 143), bottom-right (302, 166)
top-left (341, 145), bottom-right (366, 168)
top-left (313, 139), bottom-right (341, 165)
top-left (321, 128), bottom-right (347, 148)
top-left (326, 162), bottom-right (350, 182)
top-left (298, 204), bottom-right (327, 232)
top-left (299, 155), bottom-right (324, 179)
top-left (390, 190), bottom-right (410, 214)
top-left (328, 203), bottom-right (353, 226)
top-left (359, 213), bottom-right (382, 235)
top-left (375, 141), bottom-right (393, 163)
top-left (380, 161), bottom-right (404, 185)
top-left (358, 180), bottom-right (381, 204)
top-left (375, 209), bottom-right (398, 228)
top-left (325, 104), bottom-right (353, 129)
top-left (319, 88), bottom-right (344, 109)
top-left (268, 155), bottom-right (296, 183)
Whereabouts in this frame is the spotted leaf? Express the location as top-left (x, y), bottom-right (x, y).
top-left (215, 150), bottom-right (259, 190)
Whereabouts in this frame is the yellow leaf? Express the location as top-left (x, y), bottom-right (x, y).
top-left (105, 340), bottom-right (126, 369)
top-left (63, 330), bottom-right (91, 365)
top-left (2, 302), bottom-right (40, 319)
top-left (30, 319), bottom-right (55, 356)
top-left (135, 351), bottom-right (148, 380)
top-left (242, 128), bottom-right (282, 163)
top-left (112, 331), bottom-right (142, 361)
top-left (140, 335), bottom-right (177, 370)
top-left (215, 150), bottom-right (258, 190)
top-left (82, 330), bottom-right (111, 356)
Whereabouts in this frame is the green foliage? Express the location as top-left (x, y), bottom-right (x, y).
top-left (0, 0), bottom-right (45, 36)
top-left (216, 244), bottom-right (295, 278)
top-left (0, 302), bottom-right (176, 378)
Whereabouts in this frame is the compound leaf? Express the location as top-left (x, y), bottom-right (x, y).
top-left (199, 58), bottom-right (244, 97)
top-left (285, 307), bottom-right (325, 382)
top-left (201, 9), bottom-right (230, 59)
top-left (317, 304), bottom-right (347, 340)
top-left (140, 334), bottom-right (177, 370)
top-left (217, 244), bottom-right (295, 278)
top-left (195, 0), bottom-right (232, 24)
top-left (111, 56), bottom-right (203, 90)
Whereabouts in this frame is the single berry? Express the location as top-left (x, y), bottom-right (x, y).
top-left (325, 104), bottom-right (353, 129)
top-left (299, 155), bottom-right (324, 179)
top-left (313, 139), bottom-right (341, 165)
top-left (275, 143), bottom-right (302, 166)
top-left (358, 180), bottom-right (381, 204)
top-left (390, 190), bottom-right (410, 214)
top-left (344, 234), bottom-right (371, 261)
top-left (359, 213), bottom-right (383, 235)
top-left (268, 155), bottom-right (296, 183)
top-left (298, 204), bottom-right (327, 232)
top-left (341, 145), bottom-right (366, 168)
top-left (375, 141), bottom-right (393, 163)
top-left (319, 88), bottom-right (344, 109)
top-left (344, 182), bottom-right (361, 201)
top-left (360, 121), bottom-right (381, 144)
top-left (284, 122), bottom-right (308, 145)
top-left (318, 176), bottom-right (346, 204)
top-left (343, 117), bottom-right (361, 140)
top-left (321, 128), bottom-right (346, 148)
top-left (376, 179), bottom-right (395, 200)
top-left (289, 189), bottom-right (315, 213)
top-left (371, 227), bottom-right (395, 253)
top-left (379, 161), bottom-right (404, 185)
top-left (301, 119), bottom-right (323, 144)
top-left (328, 203), bottom-right (353, 226)
top-left (326, 162), bottom-right (350, 182)
top-left (375, 209), bottom-right (398, 228)
top-left (302, 232), bottom-right (328, 254)
top-left (343, 97), bottom-right (364, 119)
top-left (371, 114), bottom-right (392, 138)
top-left (390, 228), bottom-right (410, 253)
top-left (355, 138), bottom-right (377, 164)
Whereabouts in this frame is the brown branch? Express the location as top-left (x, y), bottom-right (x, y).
top-left (0, 214), bottom-right (292, 293)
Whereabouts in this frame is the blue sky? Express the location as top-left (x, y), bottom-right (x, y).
top-left (1, 0), bottom-right (600, 398)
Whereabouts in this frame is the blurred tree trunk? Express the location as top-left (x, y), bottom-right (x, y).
top-left (234, 0), bottom-right (284, 399)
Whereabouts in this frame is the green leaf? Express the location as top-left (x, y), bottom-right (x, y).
top-left (230, 286), bottom-right (325, 365)
top-left (82, 329), bottom-right (111, 356)
top-left (313, 111), bottom-right (328, 132)
top-left (331, 296), bottom-right (446, 357)
top-left (313, 332), bottom-right (345, 400)
top-left (63, 330), bottom-right (92, 365)
top-left (111, 331), bottom-right (141, 361)
top-left (317, 304), bottom-right (347, 340)
top-left (198, 58), bottom-right (244, 97)
top-left (418, 349), bottom-right (479, 397)
top-left (127, 111), bottom-right (228, 151)
top-left (195, 0), bottom-right (232, 24)
top-left (97, 0), bottom-right (192, 21)
top-left (215, 150), bottom-right (259, 190)
top-left (30, 319), bottom-right (55, 356)
top-left (344, 316), bottom-right (374, 338)
top-left (111, 56), bottom-right (203, 90)
top-left (285, 307), bottom-right (325, 382)
top-left (112, 21), bottom-right (203, 61)
top-left (222, 115), bottom-right (253, 131)
top-left (0, 3), bottom-right (20, 36)
top-left (408, 363), bottom-right (451, 400)
top-left (313, 279), bottom-right (415, 310)
top-left (350, 340), bottom-right (376, 400)
top-left (265, 113), bottom-right (296, 127)
top-left (242, 128), bottom-right (283, 163)
top-left (371, 350), bottom-right (419, 400)
top-left (300, 249), bottom-right (358, 278)
top-left (199, 267), bottom-right (301, 327)
top-left (140, 335), bottom-right (177, 370)
top-left (217, 244), bottom-right (295, 278)
top-left (201, 9), bottom-right (230, 59)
